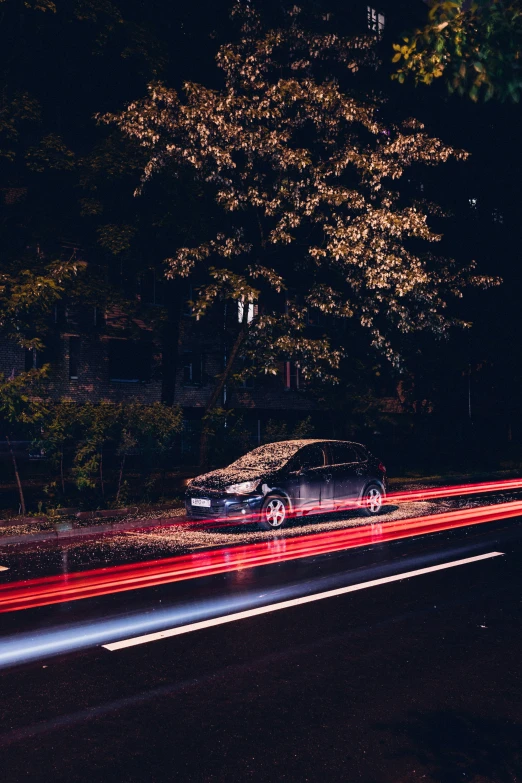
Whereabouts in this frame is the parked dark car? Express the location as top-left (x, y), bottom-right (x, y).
top-left (186, 439), bottom-right (387, 530)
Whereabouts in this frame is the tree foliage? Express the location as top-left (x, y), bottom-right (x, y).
top-left (110, 1), bottom-right (495, 384)
top-left (0, 254), bottom-right (86, 350)
top-left (0, 367), bottom-right (49, 430)
top-left (392, 0), bottom-right (522, 102)
top-left (263, 415), bottom-right (315, 444)
top-left (0, 0), bottom-right (180, 363)
top-left (71, 401), bottom-right (182, 500)
top-left (0, 366), bottom-right (50, 512)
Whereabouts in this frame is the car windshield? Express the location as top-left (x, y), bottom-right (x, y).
top-left (228, 440), bottom-right (311, 475)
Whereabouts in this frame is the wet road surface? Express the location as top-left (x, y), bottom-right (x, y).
top-left (1, 484), bottom-right (522, 582)
top-left (0, 492), bottom-right (521, 781)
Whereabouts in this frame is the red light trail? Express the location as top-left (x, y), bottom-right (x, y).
top-left (1, 498), bottom-right (521, 614)
top-left (386, 478), bottom-right (522, 505)
top-left (104, 477), bottom-right (522, 534)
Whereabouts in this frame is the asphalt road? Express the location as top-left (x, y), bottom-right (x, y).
top-left (0, 506), bottom-right (521, 783)
top-left (2, 485), bottom-right (522, 582)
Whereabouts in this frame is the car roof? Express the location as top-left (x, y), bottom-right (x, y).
top-left (276, 439), bottom-right (365, 448)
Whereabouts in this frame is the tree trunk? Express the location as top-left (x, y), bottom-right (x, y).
top-left (99, 448), bottom-right (105, 498)
top-left (60, 447), bottom-right (65, 495)
top-left (161, 283), bottom-right (183, 406)
top-left (6, 435), bottom-right (26, 515)
top-left (116, 452), bottom-right (126, 504)
top-left (198, 303), bottom-right (250, 468)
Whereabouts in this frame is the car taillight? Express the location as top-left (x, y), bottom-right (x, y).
top-left (378, 462), bottom-right (386, 473)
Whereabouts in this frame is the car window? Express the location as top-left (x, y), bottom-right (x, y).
top-left (291, 444), bottom-right (325, 470)
top-left (330, 442), bottom-right (359, 465)
top-left (354, 445), bottom-right (368, 461)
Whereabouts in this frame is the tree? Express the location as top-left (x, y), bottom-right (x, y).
top-left (0, 0), bottom-right (198, 398)
top-left (263, 415), bottom-right (315, 444)
top-left (116, 402), bottom-right (182, 502)
top-left (392, 0), bottom-right (522, 102)
top-left (0, 368), bottom-right (49, 513)
top-left (73, 401), bottom-right (121, 499)
top-left (109, 2), bottom-right (496, 464)
top-left (37, 401), bottom-right (79, 496)
top-left (70, 401), bottom-right (182, 504)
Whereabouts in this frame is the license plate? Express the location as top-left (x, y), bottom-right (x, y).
top-left (191, 498), bottom-right (211, 508)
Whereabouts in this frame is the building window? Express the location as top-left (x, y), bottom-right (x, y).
top-left (24, 346), bottom-right (53, 371)
top-left (238, 298), bottom-right (258, 324)
top-left (69, 337), bottom-right (80, 380)
top-left (53, 302), bottom-right (67, 325)
top-left (367, 6), bottom-right (385, 37)
top-left (140, 270), bottom-right (163, 306)
top-left (93, 306), bottom-right (105, 328)
top-left (183, 351), bottom-right (203, 385)
top-left (283, 361), bottom-right (302, 390)
top-left (306, 309), bottom-right (322, 327)
top-left (108, 340), bottom-right (152, 383)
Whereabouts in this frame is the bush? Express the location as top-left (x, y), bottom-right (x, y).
top-left (263, 415), bottom-right (315, 444)
top-left (37, 400), bottom-right (183, 508)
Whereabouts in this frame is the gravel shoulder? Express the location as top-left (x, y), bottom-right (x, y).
top-left (0, 471), bottom-right (520, 581)
top-left (1, 486), bottom-right (520, 577)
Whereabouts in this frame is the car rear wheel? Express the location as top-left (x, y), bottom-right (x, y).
top-left (258, 495), bottom-right (289, 530)
top-left (360, 484), bottom-right (384, 516)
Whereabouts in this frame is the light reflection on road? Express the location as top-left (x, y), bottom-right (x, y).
top-left (0, 498), bottom-right (521, 614)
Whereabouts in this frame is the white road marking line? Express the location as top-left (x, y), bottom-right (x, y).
top-left (103, 551), bottom-right (504, 652)
top-left (0, 565), bottom-right (8, 572)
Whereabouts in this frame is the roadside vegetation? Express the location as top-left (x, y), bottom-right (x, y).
top-left (0, 371), bottom-right (320, 517)
top-left (0, 370), bottom-right (184, 515)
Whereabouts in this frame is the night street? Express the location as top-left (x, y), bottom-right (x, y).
top-left (1, 498), bottom-right (522, 782)
top-left (2, 0), bottom-right (522, 779)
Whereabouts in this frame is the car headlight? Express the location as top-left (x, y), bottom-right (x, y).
top-left (225, 480), bottom-right (259, 495)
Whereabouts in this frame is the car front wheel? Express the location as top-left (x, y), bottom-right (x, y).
top-left (360, 484), bottom-right (384, 516)
top-left (258, 495), bottom-right (289, 530)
